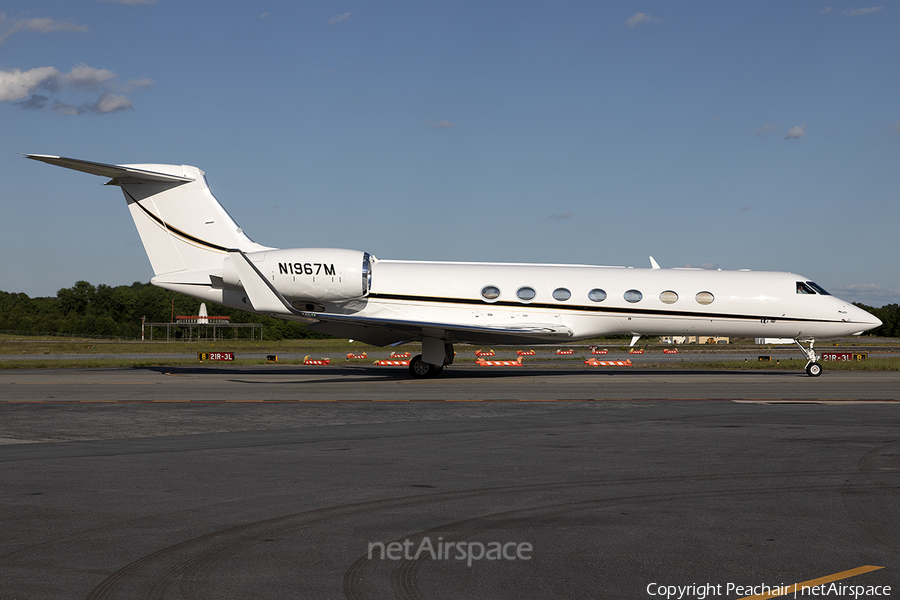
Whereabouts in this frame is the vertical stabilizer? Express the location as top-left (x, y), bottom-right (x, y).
top-left (25, 155), bottom-right (271, 277)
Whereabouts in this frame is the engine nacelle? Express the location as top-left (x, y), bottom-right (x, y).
top-left (222, 248), bottom-right (373, 304)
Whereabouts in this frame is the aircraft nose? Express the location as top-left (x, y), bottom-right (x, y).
top-left (848, 304), bottom-right (881, 332)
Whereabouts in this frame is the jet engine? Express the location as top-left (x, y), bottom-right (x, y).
top-left (222, 248), bottom-right (372, 305)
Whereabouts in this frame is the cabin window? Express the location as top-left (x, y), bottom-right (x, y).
top-left (481, 285), bottom-right (501, 301)
top-left (695, 291), bottom-right (715, 305)
top-left (588, 288), bottom-right (607, 302)
top-left (516, 287), bottom-right (537, 301)
top-left (659, 290), bottom-right (678, 304)
top-left (807, 281), bottom-right (831, 295)
top-left (552, 288), bottom-right (571, 301)
top-left (624, 289), bottom-right (643, 303)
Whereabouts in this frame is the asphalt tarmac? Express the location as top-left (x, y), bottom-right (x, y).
top-left (1, 365), bottom-right (897, 599)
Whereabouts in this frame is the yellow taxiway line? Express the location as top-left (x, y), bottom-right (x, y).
top-left (737, 565), bottom-right (884, 600)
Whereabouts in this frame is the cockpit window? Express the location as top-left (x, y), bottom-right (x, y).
top-left (806, 281), bottom-right (831, 295)
top-left (796, 282), bottom-right (817, 295)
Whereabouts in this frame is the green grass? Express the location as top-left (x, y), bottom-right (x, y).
top-left (0, 337), bottom-right (388, 356)
top-left (1, 336), bottom-right (897, 371)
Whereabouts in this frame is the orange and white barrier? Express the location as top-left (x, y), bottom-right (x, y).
top-left (475, 349), bottom-right (495, 356)
top-left (390, 352), bottom-right (411, 359)
top-left (517, 349), bottom-right (536, 356)
top-left (375, 360), bottom-right (410, 366)
top-left (629, 349), bottom-right (644, 354)
top-left (476, 357), bottom-right (523, 367)
top-left (303, 356), bottom-right (331, 365)
top-left (556, 349), bottom-right (575, 355)
top-left (591, 348), bottom-right (609, 355)
top-left (346, 352), bottom-right (368, 359)
top-left (585, 358), bottom-right (633, 367)
top-left (663, 348), bottom-right (678, 354)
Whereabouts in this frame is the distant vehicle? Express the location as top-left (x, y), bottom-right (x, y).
top-left (26, 155), bottom-right (881, 378)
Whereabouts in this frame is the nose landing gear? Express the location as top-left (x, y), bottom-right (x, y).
top-left (795, 339), bottom-right (823, 377)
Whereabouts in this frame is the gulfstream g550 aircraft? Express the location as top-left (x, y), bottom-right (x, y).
top-left (26, 154), bottom-right (881, 378)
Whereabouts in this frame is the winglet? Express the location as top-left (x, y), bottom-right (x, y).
top-left (649, 256), bottom-right (661, 270)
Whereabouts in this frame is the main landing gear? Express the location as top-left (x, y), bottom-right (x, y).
top-left (795, 339), bottom-right (822, 377)
top-left (409, 354), bottom-right (443, 379)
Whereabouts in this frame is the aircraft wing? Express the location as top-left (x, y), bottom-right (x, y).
top-left (301, 312), bottom-right (574, 346)
top-left (228, 249), bottom-right (573, 346)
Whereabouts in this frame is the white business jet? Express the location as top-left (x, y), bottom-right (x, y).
top-left (26, 155), bottom-right (881, 378)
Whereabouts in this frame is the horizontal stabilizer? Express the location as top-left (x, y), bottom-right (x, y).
top-left (24, 154), bottom-right (193, 184)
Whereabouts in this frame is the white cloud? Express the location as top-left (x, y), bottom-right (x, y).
top-left (0, 66), bottom-right (59, 101)
top-left (842, 6), bottom-right (883, 17)
top-left (0, 13), bottom-right (88, 43)
top-left (124, 77), bottom-right (154, 91)
top-left (96, 93), bottom-right (133, 113)
top-left (328, 12), bottom-right (352, 25)
top-left (61, 64), bottom-right (117, 90)
top-left (626, 12), bottom-right (661, 28)
top-left (1, 63), bottom-right (148, 115)
top-left (756, 123), bottom-right (778, 136)
top-left (785, 123), bottom-right (806, 139)
top-left (52, 93), bottom-right (133, 115)
top-left (819, 7), bottom-right (832, 14)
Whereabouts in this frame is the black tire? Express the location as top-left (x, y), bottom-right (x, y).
top-left (805, 362), bottom-right (823, 377)
top-left (409, 354), bottom-right (437, 379)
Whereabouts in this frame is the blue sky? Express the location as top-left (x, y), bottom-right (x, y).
top-left (3, 1), bottom-right (898, 306)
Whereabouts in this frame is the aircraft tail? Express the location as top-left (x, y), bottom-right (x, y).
top-left (25, 155), bottom-right (270, 277)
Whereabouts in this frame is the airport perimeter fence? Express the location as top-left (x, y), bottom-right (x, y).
top-left (1, 322), bottom-right (264, 342)
top-left (0, 329), bottom-right (138, 341)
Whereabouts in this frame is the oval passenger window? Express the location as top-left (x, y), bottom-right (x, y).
top-left (660, 290), bottom-right (678, 304)
top-left (695, 291), bottom-right (715, 305)
top-left (588, 288), bottom-right (607, 302)
top-left (481, 286), bottom-right (500, 301)
top-left (516, 287), bottom-right (536, 301)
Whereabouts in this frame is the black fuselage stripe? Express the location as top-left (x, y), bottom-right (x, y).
top-left (367, 293), bottom-right (837, 324)
top-left (124, 189), bottom-right (229, 252)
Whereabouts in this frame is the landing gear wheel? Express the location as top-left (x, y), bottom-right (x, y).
top-left (795, 340), bottom-right (823, 378)
top-left (409, 354), bottom-right (441, 379)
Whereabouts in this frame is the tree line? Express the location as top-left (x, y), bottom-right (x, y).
top-left (0, 281), bottom-right (330, 340)
top-left (2, 281), bottom-right (898, 340)
top-left (853, 302), bottom-right (900, 338)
